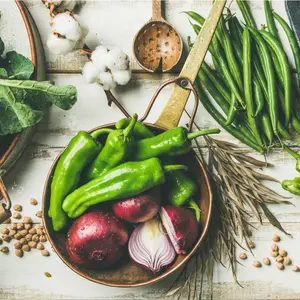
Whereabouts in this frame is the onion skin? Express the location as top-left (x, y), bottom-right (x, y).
top-left (66, 211), bottom-right (128, 269)
top-left (160, 206), bottom-right (199, 254)
top-left (112, 188), bottom-right (160, 223)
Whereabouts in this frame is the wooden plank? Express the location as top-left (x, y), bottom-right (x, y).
top-left (23, 0), bottom-right (296, 73)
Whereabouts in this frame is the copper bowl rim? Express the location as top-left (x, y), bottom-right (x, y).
top-left (0, 0), bottom-right (37, 170)
top-left (42, 122), bottom-right (213, 288)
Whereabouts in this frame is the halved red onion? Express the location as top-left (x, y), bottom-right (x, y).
top-left (160, 206), bottom-right (199, 254)
top-left (128, 218), bottom-right (176, 273)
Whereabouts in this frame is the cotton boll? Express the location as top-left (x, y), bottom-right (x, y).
top-left (82, 61), bottom-right (99, 84)
top-left (74, 14), bottom-right (89, 38)
top-left (91, 46), bottom-right (108, 72)
top-left (98, 72), bottom-right (117, 91)
top-left (47, 34), bottom-right (76, 54)
top-left (51, 13), bottom-right (82, 41)
top-left (106, 47), bottom-right (130, 71)
top-left (112, 69), bottom-right (132, 86)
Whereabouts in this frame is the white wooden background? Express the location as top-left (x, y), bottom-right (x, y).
top-left (2, 0), bottom-right (300, 299)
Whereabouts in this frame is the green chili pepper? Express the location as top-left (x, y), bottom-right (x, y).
top-left (282, 178), bottom-right (300, 196)
top-left (284, 146), bottom-right (300, 173)
top-left (49, 129), bottom-right (111, 231)
top-left (132, 127), bottom-right (220, 161)
top-left (62, 158), bottom-right (188, 218)
top-left (243, 27), bottom-right (263, 147)
top-left (188, 199), bottom-right (201, 222)
top-left (85, 114), bottom-right (138, 181)
top-left (115, 118), bottom-right (154, 139)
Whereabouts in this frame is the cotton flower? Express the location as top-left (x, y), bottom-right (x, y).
top-left (51, 12), bottom-right (82, 41)
top-left (47, 34), bottom-right (76, 54)
top-left (106, 47), bottom-right (130, 71)
top-left (112, 69), bottom-right (132, 85)
top-left (91, 46), bottom-right (108, 72)
top-left (98, 72), bottom-right (117, 91)
top-left (82, 61), bottom-right (99, 84)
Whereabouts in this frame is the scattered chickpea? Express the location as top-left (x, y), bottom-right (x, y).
top-left (19, 238), bottom-right (27, 245)
top-left (292, 265), bottom-right (300, 272)
top-left (24, 224), bottom-right (32, 230)
top-left (9, 230), bottom-right (16, 237)
top-left (22, 244), bottom-right (30, 252)
top-left (36, 243), bottom-right (44, 250)
top-left (23, 217), bottom-right (32, 224)
top-left (29, 228), bottom-right (37, 235)
top-left (283, 257), bottom-right (292, 266)
top-left (13, 204), bottom-right (22, 212)
top-left (273, 234), bottom-right (281, 242)
top-left (276, 255), bottom-right (284, 263)
top-left (39, 235), bottom-right (47, 243)
top-left (14, 233), bottom-right (22, 240)
top-left (271, 244), bottom-right (279, 252)
top-left (28, 241), bottom-right (37, 249)
top-left (15, 249), bottom-right (23, 258)
top-left (36, 229), bottom-right (43, 236)
top-left (0, 246), bottom-right (9, 253)
top-left (11, 223), bottom-right (18, 230)
top-left (14, 242), bottom-right (22, 250)
top-left (239, 252), bottom-right (247, 260)
top-left (30, 198), bottom-right (38, 206)
top-left (276, 262), bottom-right (285, 270)
top-left (0, 228), bottom-right (9, 235)
top-left (32, 234), bottom-right (39, 242)
top-left (279, 250), bottom-right (287, 257)
top-left (25, 234), bottom-right (32, 242)
top-left (16, 223), bottom-right (24, 230)
top-left (41, 249), bottom-right (50, 257)
top-left (2, 234), bottom-right (11, 243)
top-left (20, 229), bottom-right (28, 237)
top-left (36, 210), bottom-right (42, 218)
top-left (247, 240), bottom-right (256, 249)
top-left (253, 260), bottom-right (262, 268)
top-left (271, 251), bottom-right (279, 257)
top-left (12, 212), bottom-right (22, 219)
top-left (263, 257), bottom-right (271, 265)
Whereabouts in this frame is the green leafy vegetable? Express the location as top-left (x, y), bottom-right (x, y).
top-left (0, 40), bottom-right (77, 136)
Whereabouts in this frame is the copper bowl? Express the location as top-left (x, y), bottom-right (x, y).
top-left (42, 122), bottom-right (212, 287)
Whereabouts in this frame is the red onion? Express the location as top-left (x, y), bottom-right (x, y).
top-left (160, 206), bottom-right (199, 254)
top-left (128, 218), bottom-right (176, 273)
top-left (112, 187), bottom-right (160, 223)
top-left (66, 211), bottom-right (128, 269)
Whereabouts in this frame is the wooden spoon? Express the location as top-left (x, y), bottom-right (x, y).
top-left (133, 0), bottom-right (183, 73)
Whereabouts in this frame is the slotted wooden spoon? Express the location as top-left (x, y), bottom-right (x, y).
top-left (133, 0), bottom-right (183, 72)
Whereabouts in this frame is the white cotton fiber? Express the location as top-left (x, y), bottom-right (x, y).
top-left (98, 72), bottom-right (117, 91)
top-left (82, 61), bottom-right (99, 84)
top-left (91, 46), bottom-right (108, 72)
top-left (47, 34), bottom-right (76, 54)
top-left (112, 69), bottom-right (132, 85)
top-left (51, 12), bottom-right (82, 41)
top-left (106, 47), bottom-right (129, 71)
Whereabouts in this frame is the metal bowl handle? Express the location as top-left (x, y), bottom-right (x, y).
top-left (0, 178), bottom-right (12, 224)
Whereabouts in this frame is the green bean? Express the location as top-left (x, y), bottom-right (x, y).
top-left (273, 11), bottom-right (300, 90)
top-left (212, 37), bottom-right (245, 107)
top-left (202, 61), bottom-right (231, 104)
top-left (269, 47), bottom-right (284, 85)
top-left (225, 92), bottom-right (238, 126)
top-left (253, 81), bottom-right (265, 116)
top-left (291, 117), bottom-right (300, 134)
top-left (219, 16), bottom-right (243, 92)
top-left (195, 81), bottom-right (264, 153)
top-left (260, 30), bottom-right (292, 126)
top-left (264, 0), bottom-right (280, 40)
top-left (278, 122), bottom-right (292, 140)
top-left (248, 27), bottom-right (278, 136)
top-left (243, 27), bottom-right (263, 146)
top-left (212, 56), bottom-right (223, 77)
top-left (237, 0), bottom-right (257, 28)
top-left (227, 9), bottom-right (242, 49)
top-left (260, 112), bottom-right (274, 144)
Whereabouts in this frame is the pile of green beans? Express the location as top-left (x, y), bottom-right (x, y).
top-left (185, 0), bottom-right (300, 153)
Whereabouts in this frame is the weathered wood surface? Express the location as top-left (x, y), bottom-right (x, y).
top-left (1, 0), bottom-right (300, 299)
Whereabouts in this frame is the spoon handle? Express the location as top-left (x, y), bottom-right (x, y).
top-left (156, 0), bottom-right (226, 129)
top-left (152, 0), bottom-right (163, 21)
